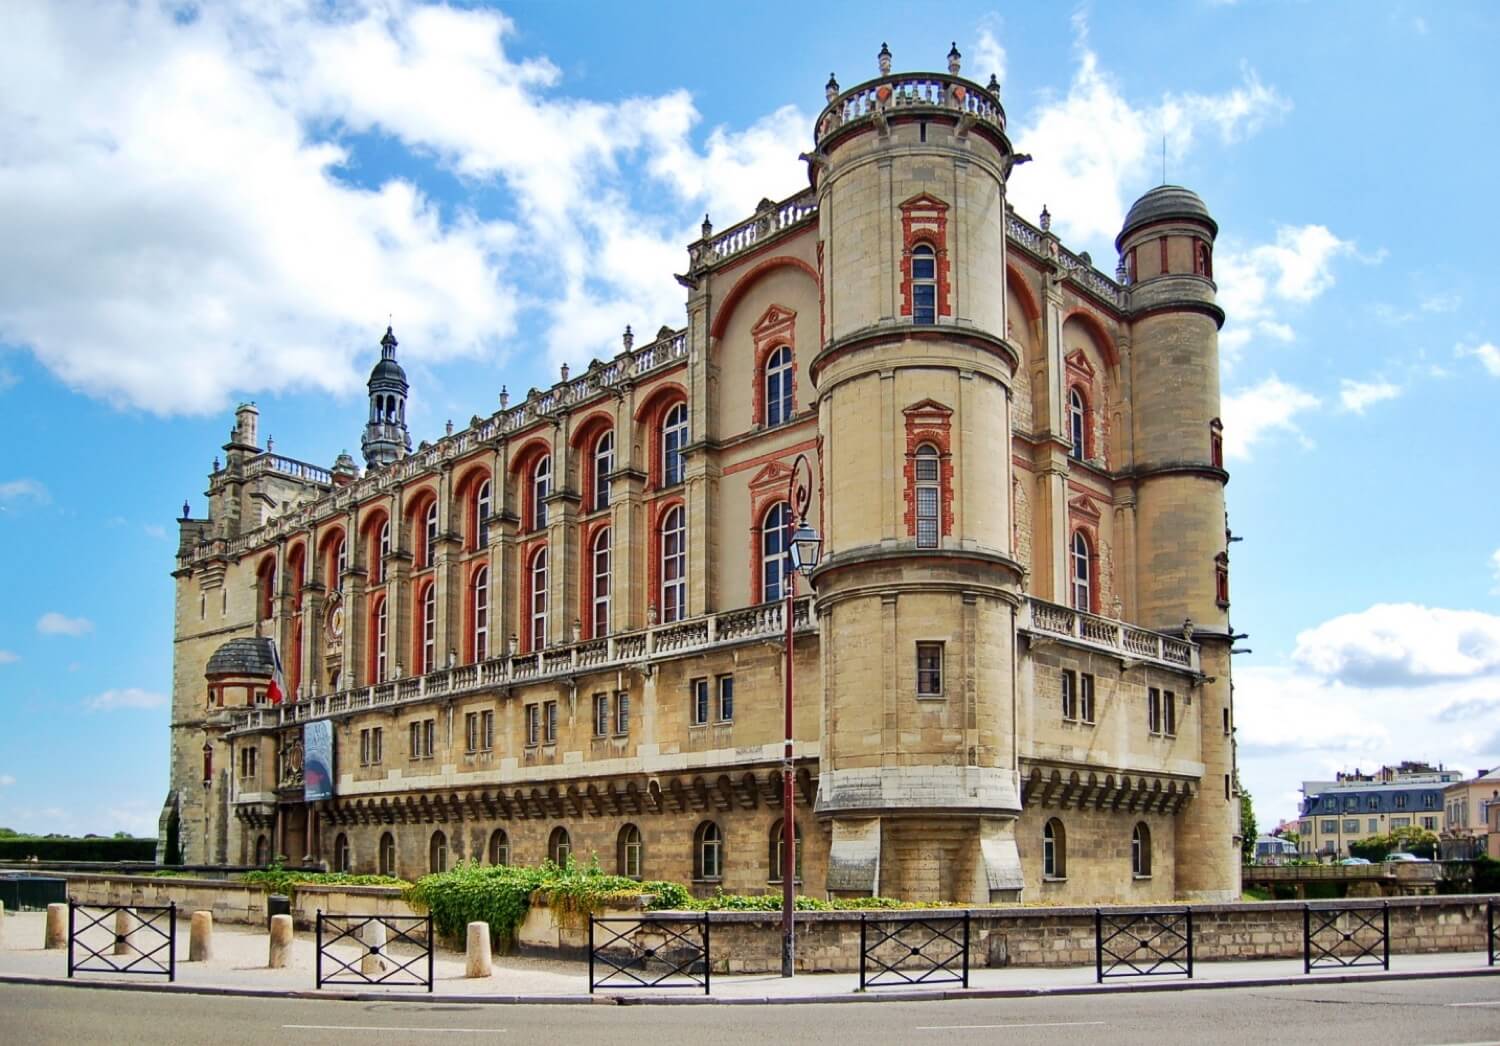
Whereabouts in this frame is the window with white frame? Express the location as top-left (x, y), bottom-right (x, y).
top-left (764, 345), bottom-right (793, 427)
top-left (373, 596), bottom-right (388, 682)
top-left (475, 479), bottom-right (492, 548)
top-left (544, 700), bottom-right (558, 744)
top-left (694, 821), bottom-right (723, 880)
top-left (240, 746), bottom-right (257, 780)
top-left (914, 443), bottom-right (940, 549)
top-left (1062, 669), bottom-right (1077, 720)
top-left (377, 520), bottom-right (391, 583)
top-left (472, 567), bottom-right (489, 662)
top-left (691, 678), bottom-right (709, 726)
top-left (593, 431), bottom-right (613, 513)
top-left (916, 642), bottom-right (944, 697)
top-left (489, 829), bottom-right (509, 866)
top-left (532, 454), bottom-right (551, 530)
top-left (591, 527), bottom-right (611, 638)
top-left (1068, 387), bottom-right (1087, 460)
top-left (549, 826), bottom-right (571, 865)
top-left (1163, 690), bottom-right (1177, 736)
top-left (769, 818), bottom-right (802, 883)
top-left (333, 535), bottom-right (347, 586)
top-left (593, 693), bottom-right (610, 737)
top-left (409, 718), bottom-right (435, 760)
top-left (911, 244), bottom-right (937, 324)
top-left (761, 501), bottom-right (789, 602)
top-left (424, 500), bottom-right (439, 568)
top-left (465, 710), bottom-right (494, 752)
top-left (1080, 673), bottom-right (1096, 724)
top-left (717, 675), bottom-right (734, 722)
top-left (660, 504), bottom-right (686, 623)
top-left (1070, 530), bottom-right (1092, 611)
top-left (525, 703), bottom-right (540, 747)
top-left (529, 547), bottom-right (548, 650)
top-left (614, 690), bottom-right (630, 734)
top-left (420, 582), bottom-right (436, 673)
top-left (1043, 818), bottom-right (1066, 879)
top-left (1131, 822), bottom-right (1152, 877)
top-left (662, 403), bottom-right (688, 486)
top-left (618, 824), bottom-right (643, 879)
top-left (1148, 687), bottom-right (1163, 735)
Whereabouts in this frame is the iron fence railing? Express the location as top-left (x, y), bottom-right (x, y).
top-left (589, 914), bottom-right (711, 995)
top-left (859, 911), bottom-right (970, 990)
top-left (1304, 903), bottom-right (1389, 973)
top-left (1095, 907), bottom-right (1193, 982)
top-left (314, 911), bottom-right (433, 991)
top-left (67, 900), bottom-right (176, 981)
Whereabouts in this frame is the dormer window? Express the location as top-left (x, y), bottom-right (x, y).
top-left (911, 244), bottom-right (937, 324)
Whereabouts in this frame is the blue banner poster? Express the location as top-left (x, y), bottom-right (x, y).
top-left (304, 719), bottom-right (334, 801)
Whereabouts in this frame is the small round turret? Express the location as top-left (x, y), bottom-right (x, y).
top-left (361, 326), bottom-right (412, 468)
top-left (1116, 185), bottom-right (1217, 251)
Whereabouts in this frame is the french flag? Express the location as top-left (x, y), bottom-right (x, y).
top-left (267, 639), bottom-right (287, 705)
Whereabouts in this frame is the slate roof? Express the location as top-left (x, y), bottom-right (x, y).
top-left (205, 637), bottom-right (276, 678)
top-left (1116, 184), bottom-right (1217, 249)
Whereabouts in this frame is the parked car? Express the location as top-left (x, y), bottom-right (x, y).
top-left (1384, 852), bottom-right (1430, 862)
top-left (1338, 857), bottom-right (1371, 865)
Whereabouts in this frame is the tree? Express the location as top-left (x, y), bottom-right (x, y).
top-left (1237, 772), bottom-right (1257, 861)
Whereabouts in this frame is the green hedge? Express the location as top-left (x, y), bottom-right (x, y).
top-left (239, 869), bottom-right (407, 897)
top-left (0, 837), bottom-right (156, 862)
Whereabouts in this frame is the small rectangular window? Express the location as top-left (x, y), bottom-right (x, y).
top-left (1342, 819), bottom-right (1359, 833)
top-left (465, 712), bottom-right (478, 753)
top-left (526, 704), bottom-right (540, 747)
top-left (423, 719), bottom-right (435, 759)
top-left (1163, 691), bottom-right (1177, 736)
top-left (1061, 670), bottom-right (1077, 720)
top-left (614, 691), bottom-right (630, 735)
top-left (594, 693), bottom-right (609, 737)
top-left (481, 710), bottom-right (493, 751)
top-left (409, 721), bottom-right (421, 760)
top-left (717, 675), bottom-right (734, 722)
top-left (691, 678), bottom-right (709, 726)
top-left (916, 643), bottom-right (944, 697)
top-left (1223, 708), bottom-right (1231, 736)
top-left (1147, 687), bottom-right (1162, 735)
top-left (1368, 818), bottom-right (1378, 833)
top-left (360, 729), bottom-right (371, 766)
top-left (1080, 673), bottom-right (1096, 724)
top-left (544, 700), bottom-right (558, 744)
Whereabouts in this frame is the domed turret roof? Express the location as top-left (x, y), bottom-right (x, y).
top-left (205, 637), bottom-right (276, 678)
top-left (367, 325), bottom-right (408, 387)
top-left (1116, 185), bottom-right (1216, 250)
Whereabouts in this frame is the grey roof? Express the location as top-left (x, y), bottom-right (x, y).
top-left (368, 356), bottom-right (408, 386)
top-left (205, 637), bottom-right (276, 678)
top-left (1116, 185), bottom-right (1217, 249)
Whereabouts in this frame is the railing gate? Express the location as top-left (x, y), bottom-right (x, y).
top-left (315, 911), bottom-right (433, 991)
top-left (859, 911), bottom-right (970, 990)
top-left (1095, 907), bottom-right (1193, 982)
top-left (67, 900), bottom-right (176, 981)
top-left (1303, 902), bottom-right (1389, 973)
top-left (588, 913), bottom-right (711, 995)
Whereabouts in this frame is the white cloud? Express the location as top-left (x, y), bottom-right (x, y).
top-left (1458, 342), bottom-right (1500, 378)
top-left (1215, 225), bottom-right (1356, 364)
top-left (1421, 292), bottom-right (1460, 313)
top-left (1220, 375), bottom-right (1320, 460)
top-left (972, 24), bottom-right (1008, 87)
top-left (1338, 378), bottom-right (1401, 414)
top-left (86, 687), bottom-right (167, 711)
top-left (37, 611), bottom-right (93, 636)
top-left (1292, 603), bottom-right (1500, 687)
top-left (0, 478), bottom-right (49, 504)
top-left (0, 650), bottom-right (18, 664)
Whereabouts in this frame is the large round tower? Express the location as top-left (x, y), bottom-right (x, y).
top-left (809, 45), bottom-right (1027, 903)
top-left (1116, 185), bottom-right (1240, 900)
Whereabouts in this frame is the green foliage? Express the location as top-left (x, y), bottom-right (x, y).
top-left (1237, 773), bottom-right (1257, 862)
top-left (659, 887), bottom-right (940, 912)
top-left (1474, 855), bottom-right (1500, 894)
top-left (1349, 826), bottom-right (1440, 862)
top-left (0, 836), bottom-right (156, 862)
top-left (239, 868), bottom-right (407, 897)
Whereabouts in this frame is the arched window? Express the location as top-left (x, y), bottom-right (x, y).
top-left (593, 431), bottom-right (613, 513)
top-left (332, 535), bottom-right (347, 588)
top-left (419, 582), bottom-right (436, 673)
top-left (257, 560), bottom-right (276, 620)
top-left (429, 830), bottom-right (448, 873)
top-left (529, 547), bottom-right (548, 651)
top-left (1132, 822), bottom-right (1152, 877)
top-left (662, 403), bottom-right (688, 486)
top-left (472, 567), bottom-right (490, 662)
top-left (693, 821), bottom-right (723, 881)
top-left (375, 519), bottom-right (391, 584)
top-left (761, 502), bottom-right (789, 603)
top-left (912, 244), bottom-right (937, 324)
top-left (334, 832), bottom-right (351, 873)
top-left (1043, 818), bottom-right (1067, 879)
top-left (591, 528), bottom-right (611, 638)
top-left (1070, 530), bottom-right (1092, 612)
top-left (532, 455), bottom-right (551, 531)
top-left (659, 505), bottom-right (686, 623)
top-left (618, 824), bottom-right (643, 879)
top-left (474, 478), bottom-right (492, 549)
top-left (915, 443), bottom-right (941, 549)
top-left (379, 832), bottom-right (396, 877)
top-left (1068, 387), bottom-right (1087, 461)
top-left (548, 826), bottom-right (571, 866)
top-left (488, 829), bottom-right (509, 866)
top-left (372, 595), bottom-right (388, 683)
top-left (764, 345), bottom-right (793, 427)
top-left (254, 834), bottom-right (269, 866)
top-left (423, 501), bottom-right (439, 568)
top-left (769, 818), bottom-right (803, 883)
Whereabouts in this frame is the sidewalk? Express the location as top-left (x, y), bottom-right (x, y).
top-left (1, 910), bottom-right (1495, 1004)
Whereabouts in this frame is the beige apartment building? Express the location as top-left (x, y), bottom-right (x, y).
top-left (164, 44), bottom-right (1240, 904)
top-left (1443, 768), bottom-right (1500, 856)
top-left (1298, 764), bottom-right (1457, 857)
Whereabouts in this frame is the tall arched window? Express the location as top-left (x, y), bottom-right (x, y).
top-left (474, 478), bottom-right (492, 549)
top-left (1043, 818), bottom-right (1067, 879)
top-left (769, 818), bottom-right (803, 883)
top-left (761, 502), bottom-right (789, 603)
top-left (423, 501), bottom-right (439, 567)
top-left (419, 582), bottom-right (436, 673)
top-left (1132, 822), bottom-right (1152, 877)
top-left (332, 535), bottom-right (347, 588)
top-left (1068, 387), bottom-right (1087, 461)
top-left (376, 519), bottom-right (391, 583)
top-left (548, 826), bottom-right (571, 866)
top-left (1070, 530), bottom-right (1092, 612)
top-left (662, 403), bottom-right (688, 486)
top-left (591, 528), bottom-right (611, 638)
top-left (257, 560), bottom-right (276, 620)
top-left (618, 824), bottom-right (643, 879)
top-left (379, 832), bottom-right (396, 877)
top-left (334, 832), bottom-right (351, 873)
top-left (488, 829), bottom-right (509, 866)
top-left (529, 547), bottom-right (548, 651)
top-left (429, 830), bottom-right (447, 873)
top-left (915, 443), bottom-right (940, 549)
top-left (911, 244), bottom-right (937, 324)
top-left (764, 345), bottom-right (793, 427)
top-left (372, 596), bottom-right (388, 683)
top-left (472, 567), bottom-right (489, 662)
top-left (660, 505), bottom-right (686, 623)
top-left (693, 821), bottom-right (723, 881)
top-left (532, 455), bottom-right (551, 531)
top-left (593, 431), bottom-right (614, 513)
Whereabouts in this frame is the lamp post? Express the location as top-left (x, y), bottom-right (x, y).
top-left (202, 742), bottom-right (214, 865)
top-left (781, 453), bottom-right (821, 978)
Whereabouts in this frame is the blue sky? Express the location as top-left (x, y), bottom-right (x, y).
top-left (1, 1), bottom-right (1498, 839)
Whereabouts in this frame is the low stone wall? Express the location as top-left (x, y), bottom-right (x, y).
top-left (64, 873), bottom-right (269, 926)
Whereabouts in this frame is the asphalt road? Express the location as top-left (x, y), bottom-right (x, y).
top-left (3, 978), bottom-right (1499, 1045)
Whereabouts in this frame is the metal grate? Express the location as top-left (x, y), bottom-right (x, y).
top-left (1095, 907), bottom-right (1193, 982)
top-left (859, 911), bottom-right (970, 990)
top-left (1304, 903), bottom-right (1389, 973)
top-left (315, 911), bottom-right (433, 991)
top-left (67, 901), bottom-right (176, 981)
top-left (589, 914), bottom-right (711, 994)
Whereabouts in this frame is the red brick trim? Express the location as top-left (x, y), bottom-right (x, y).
top-left (709, 256), bottom-right (819, 340)
top-left (901, 399), bottom-right (955, 541)
top-left (1065, 521), bottom-right (1100, 614)
top-left (1060, 308), bottom-right (1120, 369)
top-left (721, 436), bottom-right (819, 476)
top-left (633, 382), bottom-right (689, 491)
top-left (750, 304), bottom-right (798, 427)
top-left (747, 465), bottom-right (793, 604)
top-left (898, 193), bottom-right (951, 320)
top-left (509, 438), bottom-right (553, 535)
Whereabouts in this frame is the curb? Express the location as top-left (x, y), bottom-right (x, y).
top-left (2, 964), bottom-right (1497, 1006)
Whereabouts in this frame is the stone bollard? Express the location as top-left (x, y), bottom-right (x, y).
top-left (465, 921), bottom-right (493, 978)
top-left (268, 914), bottom-right (293, 969)
top-left (189, 911), bottom-right (213, 962)
top-left (360, 919), bottom-right (387, 976)
top-left (44, 904), bottom-right (67, 950)
top-left (113, 909), bottom-right (134, 956)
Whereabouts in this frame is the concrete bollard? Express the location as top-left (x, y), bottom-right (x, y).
top-left (113, 909), bottom-right (134, 956)
top-left (44, 904), bottom-right (67, 950)
top-left (465, 921), bottom-right (493, 978)
top-left (360, 919), bottom-right (387, 976)
top-left (189, 911), bottom-right (213, 962)
top-left (268, 913), bottom-right (293, 969)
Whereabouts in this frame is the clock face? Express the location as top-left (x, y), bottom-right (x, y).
top-left (328, 603), bottom-right (344, 640)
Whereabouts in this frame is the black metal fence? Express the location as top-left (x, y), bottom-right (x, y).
top-left (1304, 903), bottom-right (1389, 973)
top-left (1489, 900), bottom-right (1498, 967)
top-left (859, 911), bottom-right (970, 990)
top-left (589, 913), bottom-right (711, 994)
top-left (315, 911), bottom-right (433, 991)
top-left (1095, 907), bottom-right (1193, 982)
top-left (67, 901), bottom-right (176, 981)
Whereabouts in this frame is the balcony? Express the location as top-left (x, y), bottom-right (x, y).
top-left (1019, 598), bottom-right (1198, 673)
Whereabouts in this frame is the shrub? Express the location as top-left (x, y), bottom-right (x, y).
top-left (239, 867), bottom-right (407, 897)
top-left (0, 837), bottom-right (156, 862)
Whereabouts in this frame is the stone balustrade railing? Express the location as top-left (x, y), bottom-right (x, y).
top-left (244, 453), bottom-right (334, 486)
top-left (225, 595), bottom-right (817, 735)
top-left (692, 189), bottom-right (817, 270)
top-left (817, 73), bottom-right (1007, 146)
top-left (1020, 598), bottom-right (1198, 672)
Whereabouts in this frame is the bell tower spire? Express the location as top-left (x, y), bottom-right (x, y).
top-left (361, 325), bottom-right (412, 469)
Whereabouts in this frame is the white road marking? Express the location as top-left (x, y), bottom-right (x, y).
top-left (283, 1026), bottom-right (506, 1034)
top-left (1420, 1041), bottom-right (1500, 1046)
top-left (1448, 1001), bottom-right (1500, 1007)
top-left (915, 1021), bottom-right (1108, 1031)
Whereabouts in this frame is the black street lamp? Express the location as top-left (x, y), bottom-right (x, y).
top-left (781, 454), bottom-right (820, 978)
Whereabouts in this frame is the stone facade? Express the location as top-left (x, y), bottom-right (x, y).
top-left (166, 45), bottom-right (1240, 904)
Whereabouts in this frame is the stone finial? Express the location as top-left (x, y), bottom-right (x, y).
top-left (572, 619), bottom-right (582, 644)
top-left (499, 385), bottom-right (509, 409)
top-left (947, 42), bottom-right (962, 75)
top-left (1183, 617), bottom-right (1195, 641)
top-left (826, 73), bottom-right (839, 102)
top-left (212, 456), bottom-right (220, 472)
top-left (701, 213), bottom-right (712, 239)
top-left (1116, 257), bottom-right (1129, 284)
top-left (507, 633), bottom-right (518, 657)
top-left (647, 602), bottom-right (659, 627)
top-left (181, 499), bottom-right (191, 520)
top-left (560, 361), bottom-right (570, 382)
top-left (623, 325), bottom-right (634, 351)
top-left (1040, 205), bottom-right (1052, 232)
top-left (987, 73), bottom-right (1001, 95)
top-left (445, 419), bottom-right (454, 436)
top-left (266, 436), bottom-right (274, 452)
top-left (877, 42), bottom-right (892, 75)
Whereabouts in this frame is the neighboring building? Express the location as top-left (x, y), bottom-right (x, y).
top-left (1297, 765), bottom-right (1456, 856)
top-left (163, 43), bottom-right (1240, 903)
top-left (1442, 768), bottom-right (1500, 858)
